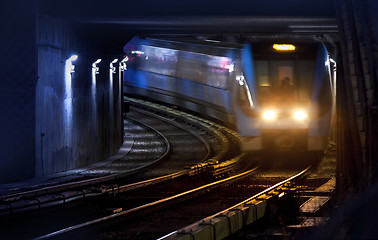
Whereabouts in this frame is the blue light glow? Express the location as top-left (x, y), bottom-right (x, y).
top-left (64, 54), bottom-right (78, 148)
top-left (109, 59), bottom-right (119, 129)
top-left (91, 59), bottom-right (101, 132)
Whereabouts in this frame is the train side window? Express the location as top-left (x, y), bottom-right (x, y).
top-left (255, 60), bottom-right (271, 106)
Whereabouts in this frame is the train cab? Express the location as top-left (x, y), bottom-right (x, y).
top-left (236, 42), bottom-right (334, 154)
top-left (122, 37), bottom-right (335, 157)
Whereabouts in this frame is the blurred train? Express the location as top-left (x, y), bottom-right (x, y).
top-left (122, 36), bottom-right (335, 155)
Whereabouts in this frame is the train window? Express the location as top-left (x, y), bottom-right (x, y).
top-left (255, 61), bottom-right (270, 86)
top-left (255, 60), bottom-right (271, 105)
top-left (176, 53), bottom-right (204, 83)
top-left (277, 65), bottom-right (294, 87)
top-left (205, 56), bottom-right (231, 89)
top-left (254, 58), bottom-right (314, 108)
top-left (125, 45), bottom-right (178, 77)
top-left (138, 45), bottom-right (178, 76)
top-left (175, 53), bottom-right (230, 89)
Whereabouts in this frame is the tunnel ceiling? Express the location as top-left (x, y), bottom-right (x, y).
top-left (37, 0), bottom-right (339, 53)
top-left (38, 0), bottom-right (336, 32)
top-left (37, 0), bottom-right (335, 19)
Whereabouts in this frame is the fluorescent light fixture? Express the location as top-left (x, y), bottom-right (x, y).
top-left (68, 54), bottom-right (78, 62)
top-left (120, 57), bottom-right (128, 71)
top-left (92, 59), bottom-right (101, 75)
top-left (273, 44), bottom-right (296, 51)
top-left (70, 65), bottom-right (75, 73)
top-left (66, 55), bottom-right (78, 73)
top-left (110, 59), bottom-right (118, 74)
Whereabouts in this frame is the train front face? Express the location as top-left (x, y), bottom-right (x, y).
top-left (236, 42), bottom-right (334, 154)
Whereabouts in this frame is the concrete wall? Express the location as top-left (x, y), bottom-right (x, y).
top-left (35, 15), bottom-right (122, 177)
top-left (0, 2), bottom-right (122, 183)
top-left (0, 1), bottom-right (38, 182)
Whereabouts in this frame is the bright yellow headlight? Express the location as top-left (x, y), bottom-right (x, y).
top-left (262, 110), bottom-right (277, 120)
top-left (293, 110), bottom-right (307, 120)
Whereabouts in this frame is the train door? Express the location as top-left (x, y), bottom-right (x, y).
top-left (271, 61), bottom-right (298, 106)
top-left (276, 65), bottom-right (294, 87)
top-left (272, 61), bottom-right (295, 87)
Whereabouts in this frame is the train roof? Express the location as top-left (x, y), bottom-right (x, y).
top-left (124, 36), bottom-right (243, 58)
top-left (124, 36), bottom-right (324, 58)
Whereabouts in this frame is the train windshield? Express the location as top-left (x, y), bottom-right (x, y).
top-left (254, 54), bottom-right (316, 108)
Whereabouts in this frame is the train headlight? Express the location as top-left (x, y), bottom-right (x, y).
top-left (293, 110), bottom-right (308, 121)
top-left (262, 110), bottom-right (277, 120)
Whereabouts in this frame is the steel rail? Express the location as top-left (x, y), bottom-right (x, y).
top-left (103, 107), bottom-right (214, 193)
top-left (0, 115), bottom-right (171, 212)
top-left (159, 165), bottom-right (312, 240)
top-left (127, 97), bottom-right (232, 168)
top-left (33, 166), bottom-right (260, 240)
top-left (108, 169), bottom-right (189, 193)
top-left (1, 104), bottom-right (216, 216)
top-left (222, 165), bottom-right (311, 211)
top-left (131, 107), bottom-right (212, 162)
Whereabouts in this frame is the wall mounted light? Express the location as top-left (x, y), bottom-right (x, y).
top-left (92, 59), bottom-right (102, 75)
top-left (67, 54), bottom-right (78, 73)
top-left (110, 58), bottom-right (118, 74)
top-left (65, 54), bottom-right (78, 90)
top-left (119, 56), bottom-right (128, 71)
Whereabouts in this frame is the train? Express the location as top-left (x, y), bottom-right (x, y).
top-left (122, 36), bottom-right (335, 156)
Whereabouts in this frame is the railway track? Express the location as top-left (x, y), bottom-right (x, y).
top-left (0, 97), bottom-right (336, 240)
top-left (0, 99), bottom-right (245, 239)
top-left (125, 97), bottom-right (244, 176)
top-left (32, 166), bottom-right (316, 240)
top-left (0, 115), bottom-right (170, 216)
